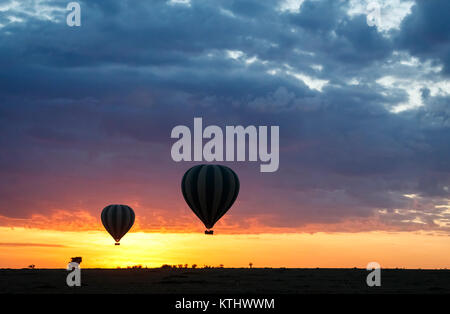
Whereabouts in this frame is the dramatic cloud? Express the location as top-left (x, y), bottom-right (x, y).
top-left (0, 0), bottom-right (449, 234)
top-left (397, 0), bottom-right (450, 75)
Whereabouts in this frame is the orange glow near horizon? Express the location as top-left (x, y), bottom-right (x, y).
top-left (0, 227), bottom-right (449, 269)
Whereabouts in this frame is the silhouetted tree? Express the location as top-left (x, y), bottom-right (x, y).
top-left (249, 262), bottom-right (253, 269)
top-left (192, 264), bottom-right (197, 269)
top-left (219, 264), bottom-right (224, 268)
top-left (28, 264), bottom-right (35, 269)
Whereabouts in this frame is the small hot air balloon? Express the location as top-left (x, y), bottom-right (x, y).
top-left (181, 164), bottom-right (240, 235)
top-left (101, 204), bottom-right (135, 245)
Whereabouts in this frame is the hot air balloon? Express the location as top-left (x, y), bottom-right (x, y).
top-left (181, 164), bottom-right (239, 235)
top-left (101, 204), bottom-right (135, 245)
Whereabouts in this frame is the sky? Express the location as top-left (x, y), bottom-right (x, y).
top-left (0, 0), bottom-right (449, 268)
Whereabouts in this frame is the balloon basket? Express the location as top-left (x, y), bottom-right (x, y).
top-left (115, 243), bottom-right (120, 246)
top-left (205, 230), bottom-right (214, 235)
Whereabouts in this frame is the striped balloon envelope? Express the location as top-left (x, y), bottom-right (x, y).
top-left (181, 164), bottom-right (240, 235)
top-left (101, 204), bottom-right (135, 245)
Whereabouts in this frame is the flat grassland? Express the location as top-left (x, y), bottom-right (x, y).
top-left (0, 268), bottom-right (449, 294)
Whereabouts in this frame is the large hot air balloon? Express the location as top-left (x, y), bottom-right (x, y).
top-left (101, 204), bottom-right (135, 245)
top-left (181, 164), bottom-right (239, 235)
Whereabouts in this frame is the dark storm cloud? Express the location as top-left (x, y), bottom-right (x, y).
top-left (0, 0), bottom-right (449, 232)
top-left (397, 0), bottom-right (450, 75)
top-left (290, 0), bottom-right (342, 32)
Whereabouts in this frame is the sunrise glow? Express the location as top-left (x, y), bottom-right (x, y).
top-left (1, 227), bottom-right (449, 269)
